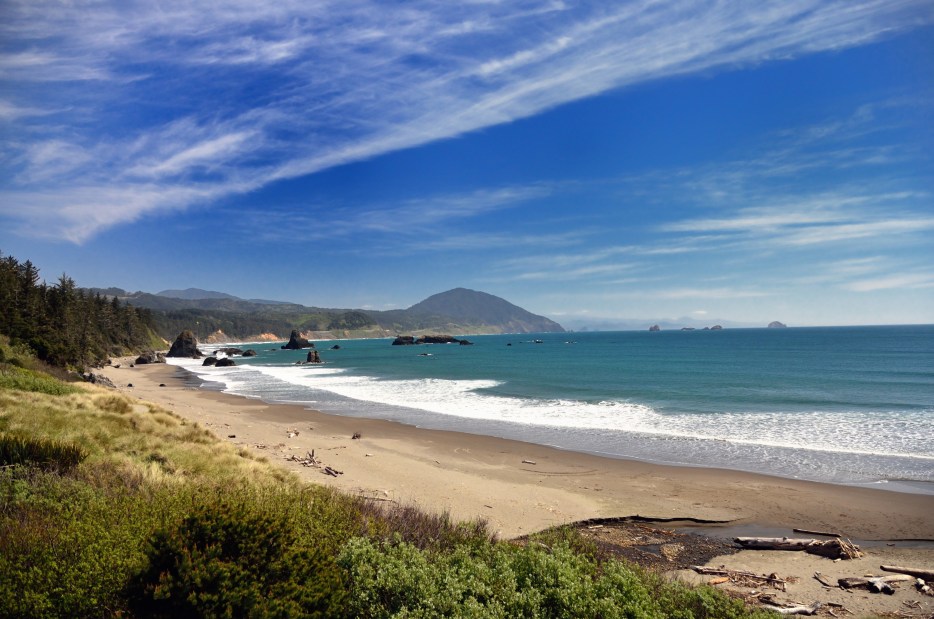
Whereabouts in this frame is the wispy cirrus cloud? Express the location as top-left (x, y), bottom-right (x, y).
top-left (1, 0), bottom-right (931, 241)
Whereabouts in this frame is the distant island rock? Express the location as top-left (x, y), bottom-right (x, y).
top-left (282, 329), bottom-right (314, 349)
top-left (768, 321), bottom-right (787, 328)
top-left (649, 325), bottom-right (660, 331)
top-left (166, 330), bottom-right (202, 358)
top-left (392, 335), bottom-right (470, 345)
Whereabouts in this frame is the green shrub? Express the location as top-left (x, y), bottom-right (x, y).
top-left (0, 433), bottom-right (87, 472)
top-left (127, 498), bottom-right (349, 618)
top-left (338, 537), bottom-right (672, 619)
top-left (0, 467), bottom-right (151, 618)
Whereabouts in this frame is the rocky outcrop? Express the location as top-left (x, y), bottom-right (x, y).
top-left (330, 345), bottom-right (341, 350)
top-left (282, 330), bottom-right (314, 349)
top-left (768, 321), bottom-right (787, 328)
top-left (649, 325), bottom-right (660, 331)
top-left (202, 357), bottom-right (218, 366)
top-left (252, 333), bottom-right (280, 341)
top-left (242, 349), bottom-right (257, 357)
top-left (215, 358), bottom-right (236, 367)
top-left (135, 351), bottom-right (166, 364)
top-left (392, 336), bottom-right (417, 346)
top-left (166, 330), bottom-right (202, 358)
top-left (202, 329), bottom-right (228, 344)
top-left (710, 325), bottom-right (723, 330)
top-left (306, 350), bottom-right (321, 363)
top-left (82, 372), bottom-right (116, 388)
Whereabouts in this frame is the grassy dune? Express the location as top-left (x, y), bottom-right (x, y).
top-left (0, 360), bottom-right (772, 618)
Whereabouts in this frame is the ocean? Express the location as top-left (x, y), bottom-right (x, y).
top-left (168, 325), bottom-right (934, 493)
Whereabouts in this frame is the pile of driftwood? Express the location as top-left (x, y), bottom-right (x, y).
top-left (691, 566), bottom-right (792, 591)
top-left (836, 566), bottom-right (934, 596)
top-left (734, 536), bottom-right (863, 560)
top-left (284, 449), bottom-right (344, 477)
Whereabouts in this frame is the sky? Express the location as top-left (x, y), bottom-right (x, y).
top-left (1, 1), bottom-right (933, 329)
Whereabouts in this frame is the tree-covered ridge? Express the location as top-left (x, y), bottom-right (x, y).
top-left (91, 286), bottom-right (565, 340)
top-left (0, 252), bottom-right (160, 368)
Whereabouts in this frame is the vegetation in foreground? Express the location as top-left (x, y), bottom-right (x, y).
top-left (0, 340), bottom-right (773, 618)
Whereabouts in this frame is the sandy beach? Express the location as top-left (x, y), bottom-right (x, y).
top-left (100, 359), bottom-right (934, 615)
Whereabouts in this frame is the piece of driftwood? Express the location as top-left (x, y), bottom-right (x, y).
top-left (735, 537), bottom-right (862, 559)
top-left (762, 602), bottom-right (822, 615)
top-left (813, 572), bottom-right (835, 588)
top-left (323, 466), bottom-right (343, 477)
top-left (838, 574), bottom-right (913, 594)
top-left (879, 565), bottom-right (934, 581)
top-left (794, 528), bottom-right (842, 538)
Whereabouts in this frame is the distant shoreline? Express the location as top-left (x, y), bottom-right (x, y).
top-left (101, 359), bottom-right (934, 542)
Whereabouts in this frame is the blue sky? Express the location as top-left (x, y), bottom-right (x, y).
top-left (2, 1), bottom-right (932, 328)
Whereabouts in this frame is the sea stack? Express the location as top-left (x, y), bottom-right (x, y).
top-left (166, 330), bottom-right (202, 358)
top-left (282, 329), bottom-right (314, 349)
top-left (767, 321), bottom-right (787, 328)
top-left (649, 325), bottom-right (660, 331)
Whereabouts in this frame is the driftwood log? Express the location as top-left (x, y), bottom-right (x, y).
top-left (879, 565), bottom-right (934, 581)
top-left (762, 602), bottom-right (822, 616)
top-left (735, 537), bottom-right (862, 559)
top-left (838, 574), bottom-right (913, 594)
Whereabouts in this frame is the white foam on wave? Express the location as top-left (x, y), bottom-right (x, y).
top-left (171, 358), bottom-right (934, 462)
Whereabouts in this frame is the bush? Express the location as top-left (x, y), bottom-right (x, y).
top-left (0, 433), bottom-right (87, 472)
top-left (127, 498), bottom-right (349, 618)
top-left (0, 467), bottom-right (150, 618)
top-left (338, 537), bottom-right (670, 619)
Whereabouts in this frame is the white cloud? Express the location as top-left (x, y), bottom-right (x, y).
top-left (2, 0), bottom-right (931, 241)
top-left (844, 272), bottom-right (934, 292)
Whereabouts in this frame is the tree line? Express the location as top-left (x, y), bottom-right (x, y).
top-left (0, 252), bottom-right (159, 368)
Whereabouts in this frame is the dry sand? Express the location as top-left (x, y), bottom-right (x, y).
top-left (100, 360), bottom-right (934, 616)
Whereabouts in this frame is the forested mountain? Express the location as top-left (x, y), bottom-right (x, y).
top-left (407, 288), bottom-right (565, 333)
top-left (0, 253), bottom-right (161, 368)
top-left (88, 286), bottom-right (564, 340)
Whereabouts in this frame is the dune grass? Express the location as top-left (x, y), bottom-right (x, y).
top-left (0, 365), bottom-right (772, 618)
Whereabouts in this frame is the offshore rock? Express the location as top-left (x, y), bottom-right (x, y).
top-left (393, 335), bottom-right (465, 345)
top-left (202, 357), bottom-right (218, 366)
top-left (768, 321), bottom-right (787, 328)
top-left (167, 330), bottom-right (202, 358)
top-left (649, 325), bottom-right (661, 331)
top-left (242, 349), bottom-right (257, 357)
top-left (306, 350), bottom-right (322, 363)
top-left (417, 335), bottom-right (462, 344)
top-left (215, 357), bottom-right (236, 367)
top-left (214, 347), bottom-right (244, 356)
top-left (282, 329), bottom-right (314, 349)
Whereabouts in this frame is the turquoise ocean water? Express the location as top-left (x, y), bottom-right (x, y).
top-left (169, 325), bottom-right (934, 492)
